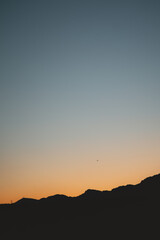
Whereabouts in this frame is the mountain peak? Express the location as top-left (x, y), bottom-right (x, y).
top-left (140, 173), bottom-right (160, 185)
top-left (15, 197), bottom-right (37, 206)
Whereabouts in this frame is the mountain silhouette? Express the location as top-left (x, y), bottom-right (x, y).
top-left (1, 173), bottom-right (160, 239)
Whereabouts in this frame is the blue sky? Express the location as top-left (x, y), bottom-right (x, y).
top-left (1, 0), bottom-right (160, 203)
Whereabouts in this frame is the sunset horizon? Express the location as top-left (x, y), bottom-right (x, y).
top-left (1, 169), bottom-right (159, 204)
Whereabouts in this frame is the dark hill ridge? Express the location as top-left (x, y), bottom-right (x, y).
top-left (1, 173), bottom-right (160, 239)
top-left (10, 172), bottom-right (160, 205)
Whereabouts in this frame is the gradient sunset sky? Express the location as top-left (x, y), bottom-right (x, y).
top-left (1, 0), bottom-right (160, 203)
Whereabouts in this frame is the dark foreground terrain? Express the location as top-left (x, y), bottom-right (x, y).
top-left (1, 173), bottom-right (160, 239)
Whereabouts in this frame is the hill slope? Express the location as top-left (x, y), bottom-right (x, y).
top-left (1, 173), bottom-right (160, 239)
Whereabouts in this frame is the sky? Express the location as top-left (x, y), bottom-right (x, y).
top-left (1, 0), bottom-right (160, 203)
